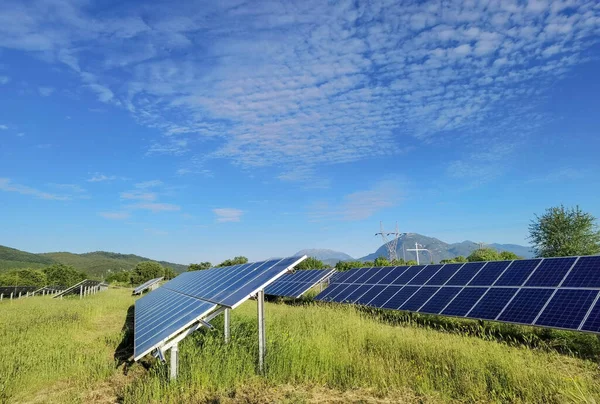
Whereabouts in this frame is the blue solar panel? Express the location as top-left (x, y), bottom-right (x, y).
top-left (314, 284), bottom-right (345, 301)
top-left (468, 261), bottom-right (510, 286)
top-left (365, 285), bottom-right (402, 307)
top-left (445, 262), bottom-right (485, 286)
top-left (441, 287), bottom-right (487, 317)
top-left (467, 288), bottom-right (518, 320)
top-left (401, 287), bottom-right (439, 311)
top-left (352, 268), bottom-right (378, 283)
top-left (338, 285), bottom-right (373, 303)
top-left (384, 286), bottom-right (419, 309)
top-left (525, 257), bottom-right (577, 287)
top-left (378, 266), bottom-right (408, 284)
top-left (326, 284), bottom-right (353, 302)
top-left (364, 268), bottom-right (391, 284)
top-left (134, 287), bottom-right (216, 360)
top-left (494, 259), bottom-right (540, 286)
top-left (343, 268), bottom-right (371, 283)
top-left (408, 265), bottom-right (444, 285)
top-left (355, 285), bottom-right (383, 305)
top-left (392, 266), bottom-right (425, 284)
top-left (418, 287), bottom-right (461, 314)
top-left (536, 289), bottom-right (598, 330)
top-left (265, 269), bottom-right (335, 298)
top-left (498, 288), bottom-right (554, 324)
top-left (425, 263), bottom-right (465, 285)
top-left (562, 256), bottom-right (600, 288)
top-left (133, 277), bottom-right (163, 295)
top-left (580, 298), bottom-right (600, 333)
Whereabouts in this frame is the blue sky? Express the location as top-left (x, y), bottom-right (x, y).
top-left (1, 0), bottom-right (599, 264)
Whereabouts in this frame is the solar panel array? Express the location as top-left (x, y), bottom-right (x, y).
top-left (265, 269), bottom-right (336, 298)
top-left (315, 256), bottom-right (600, 333)
top-left (0, 286), bottom-right (37, 296)
top-left (53, 279), bottom-right (107, 298)
top-left (134, 256), bottom-right (307, 360)
top-left (33, 285), bottom-right (66, 295)
top-left (133, 277), bottom-right (163, 295)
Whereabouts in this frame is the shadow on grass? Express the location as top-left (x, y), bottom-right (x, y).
top-left (114, 304), bottom-right (137, 374)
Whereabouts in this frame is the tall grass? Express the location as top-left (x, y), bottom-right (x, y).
top-left (122, 301), bottom-right (600, 403)
top-left (0, 289), bottom-right (134, 403)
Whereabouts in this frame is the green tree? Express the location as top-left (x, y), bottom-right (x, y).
top-left (217, 256), bottom-right (249, 267)
top-left (0, 269), bottom-right (47, 287)
top-left (406, 260), bottom-right (418, 265)
top-left (499, 251), bottom-right (522, 261)
top-left (334, 261), bottom-right (364, 271)
top-left (106, 270), bottom-right (132, 284)
top-left (390, 258), bottom-right (407, 266)
top-left (43, 263), bottom-right (87, 287)
top-left (188, 262), bottom-right (212, 271)
top-left (467, 248), bottom-right (501, 262)
top-left (529, 205), bottom-right (600, 257)
top-left (295, 257), bottom-right (326, 270)
top-left (163, 266), bottom-right (177, 280)
top-left (131, 261), bottom-right (164, 284)
top-left (374, 256), bottom-right (390, 267)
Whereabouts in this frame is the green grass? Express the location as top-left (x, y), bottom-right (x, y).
top-left (2, 289), bottom-right (600, 403)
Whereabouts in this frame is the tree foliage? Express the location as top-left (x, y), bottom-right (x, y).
top-left (467, 248), bottom-right (501, 262)
top-left (217, 256), bottom-right (248, 267)
top-left (106, 270), bottom-right (132, 284)
top-left (131, 261), bottom-right (164, 284)
top-left (374, 257), bottom-right (390, 267)
top-left (335, 261), bottom-right (365, 271)
top-left (499, 251), bottom-right (522, 261)
top-left (0, 268), bottom-right (47, 287)
top-left (529, 205), bottom-right (600, 258)
top-left (188, 262), bottom-right (212, 271)
top-left (163, 266), bottom-right (177, 280)
top-left (43, 263), bottom-right (87, 287)
top-left (295, 257), bottom-right (326, 270)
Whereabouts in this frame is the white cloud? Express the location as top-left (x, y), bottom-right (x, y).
top-left (99, 211), bottom-right (130, 220)
top-left (129, 202), bottom-right (180, 212)
top-left (0, 0), bottom-right (598, 184)
top-left (309, 180), bottom-right (404, 222)
top-left (0, 178), bottom-right (69, 201)
top-left (38, 87), bottom-right (55, 96)
top-left (213, 208), bottom-right (244, 223)
top-left (0, 125), bottom-right (7, 130)
top-left (120, 191), bottom-right (157, 201)
top-left (48, 183), bottom-right (86, 193)
top-left (528, 167), bottom-right (590, 183)
top-left (0, 76), bottom-right (9, 85)
top-left (135, 180), bottom-right (162, 189)
top-left (87, 173), bottom-right (118, 182)
top-left (17, 132), bottom-right (25, 137)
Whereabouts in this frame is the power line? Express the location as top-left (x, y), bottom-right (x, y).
top-left (375, 221), bottom-right (400, 262)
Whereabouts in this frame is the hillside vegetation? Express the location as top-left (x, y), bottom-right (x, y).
top-left (0, 245), bottom-right (188, 278)
top-left (2, 288), bottom-right (600, 403)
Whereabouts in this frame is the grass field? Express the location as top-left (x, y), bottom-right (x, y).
top-left (1, 289), bottom-right (600, 403)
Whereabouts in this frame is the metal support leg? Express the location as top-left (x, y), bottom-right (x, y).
top-left (170, 343), bottom-right (179, 381)
top-left (80, 285), bottom-right (83, 299)
top-left (257, 289), bottom-right (265, 373)
top-left (224, 308), bottom-right (231, 343)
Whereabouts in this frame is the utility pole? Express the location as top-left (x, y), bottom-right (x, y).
top-left (375, 222), bottom-right (400, 262)
top-left (406, 242), bottom-right (430, 265)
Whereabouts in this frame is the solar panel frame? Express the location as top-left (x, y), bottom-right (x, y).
top-left (264, 269), bottom-right (335, 298)
top-left (133, 277), bottom-right (164, 295)
top-left (53, 280), bottom-right (107, 298)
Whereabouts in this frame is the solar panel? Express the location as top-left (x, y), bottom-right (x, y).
top-left (53, 280), bottom-right (107, 298)
top-left (314, 256), bottom-right (600, 335)
top-left (133, 277), bottom-right (164, 295)
top-left (134, 256), bottom-right (306, 361)
top-left (264, 269), bottom-right (335, 298)
top-left (0, 286), bottom-right (37, 296)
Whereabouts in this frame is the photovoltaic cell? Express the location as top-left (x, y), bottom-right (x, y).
top-left (383, 286), bottom-right (419, 309)
top-left (333, 285), bottom-right (372, 303)
top-left (467, 288), bottom-right (518, 320)
top-left (442, 287), bottom-right (487, 317)
top-left (314, 284), bottom-right (345, 301)
top-left (355, 285), bottom-right (383, 305)
top-left (498, 288), bottom-right (554, 324)
top-left (392, 266), bottom-right (424, 284)
top-left (562, 256), bottom-right (600, 288)
top-left (133, 277), bottom-right (163, 295)
top-left (425, 263), bottom-right (465, 285)
top-left (468, 261), bottom-right (511, 286)
top-left (580, 299), bottom-right (600, 333)
top-left (378, 267), bottom-right (408, 284)
top-left (366, 285), bottom-right (402, 307)
top-left (408, 265), bottom-right (444, 285)
top-left (445, 262), bottom-right (485, 286)
top-left (419, 287), bottom-right (461, 314)
top-left (494, 259), bottom-right (540, 286)
top-left (525, 257), bottom-right (577, 287)
top-left (535, 289), bottom-right (598, 330)
top-left (401, 287), bottom-right (438, 311)
top-left (265, 269), bottom-right (335, 298)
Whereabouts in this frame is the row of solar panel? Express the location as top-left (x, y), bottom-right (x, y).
top-left (133, 277), bottom-right (163, 295)
top-left (264, 269), bottom-right (335, 298)
top-left (329, 256), bottom-right (600, 288)
top-left (54, 279), bottom-right (107, 298)
top-left (0, 286), bottom-right (37, 295)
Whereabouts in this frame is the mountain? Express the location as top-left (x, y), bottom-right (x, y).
top-left (294, 249), bottom-right (354, 267)
top-left (359, 233), bottom-right (533, 263)
top-left (0, 245), bottom-right (188, 277)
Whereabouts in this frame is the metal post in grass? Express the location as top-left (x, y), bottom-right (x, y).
top-left (224, 308), bottom-right (231, 343)
top-left (1, 293), bottom-right (3, 302)
top-left (80, 285), bottom-right (83, 299)
top-left (18, 292), bottom-right (22, 299)
top-left (170, 343), bottom-right (179, 380)
top-left (257, 289), bottom-right (265, 373)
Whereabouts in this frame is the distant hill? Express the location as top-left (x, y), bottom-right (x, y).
top-left (359, 233), bottom-right (533, 263)
top-left (294, 249), bottom-right (355, 267)
top-left (0, 245), bottom-right (188, 278)
top-left (0, 245), bottom-right (56, 270)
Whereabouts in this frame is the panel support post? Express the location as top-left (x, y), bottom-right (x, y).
top-left (170, 343), bottom-right (179, 381)
top-left (224, 308), bottom-right (231, 344)
top-left (80, 285), bottom-right (83, 299)
top-left (257, 289), bottom-right (265, 373)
